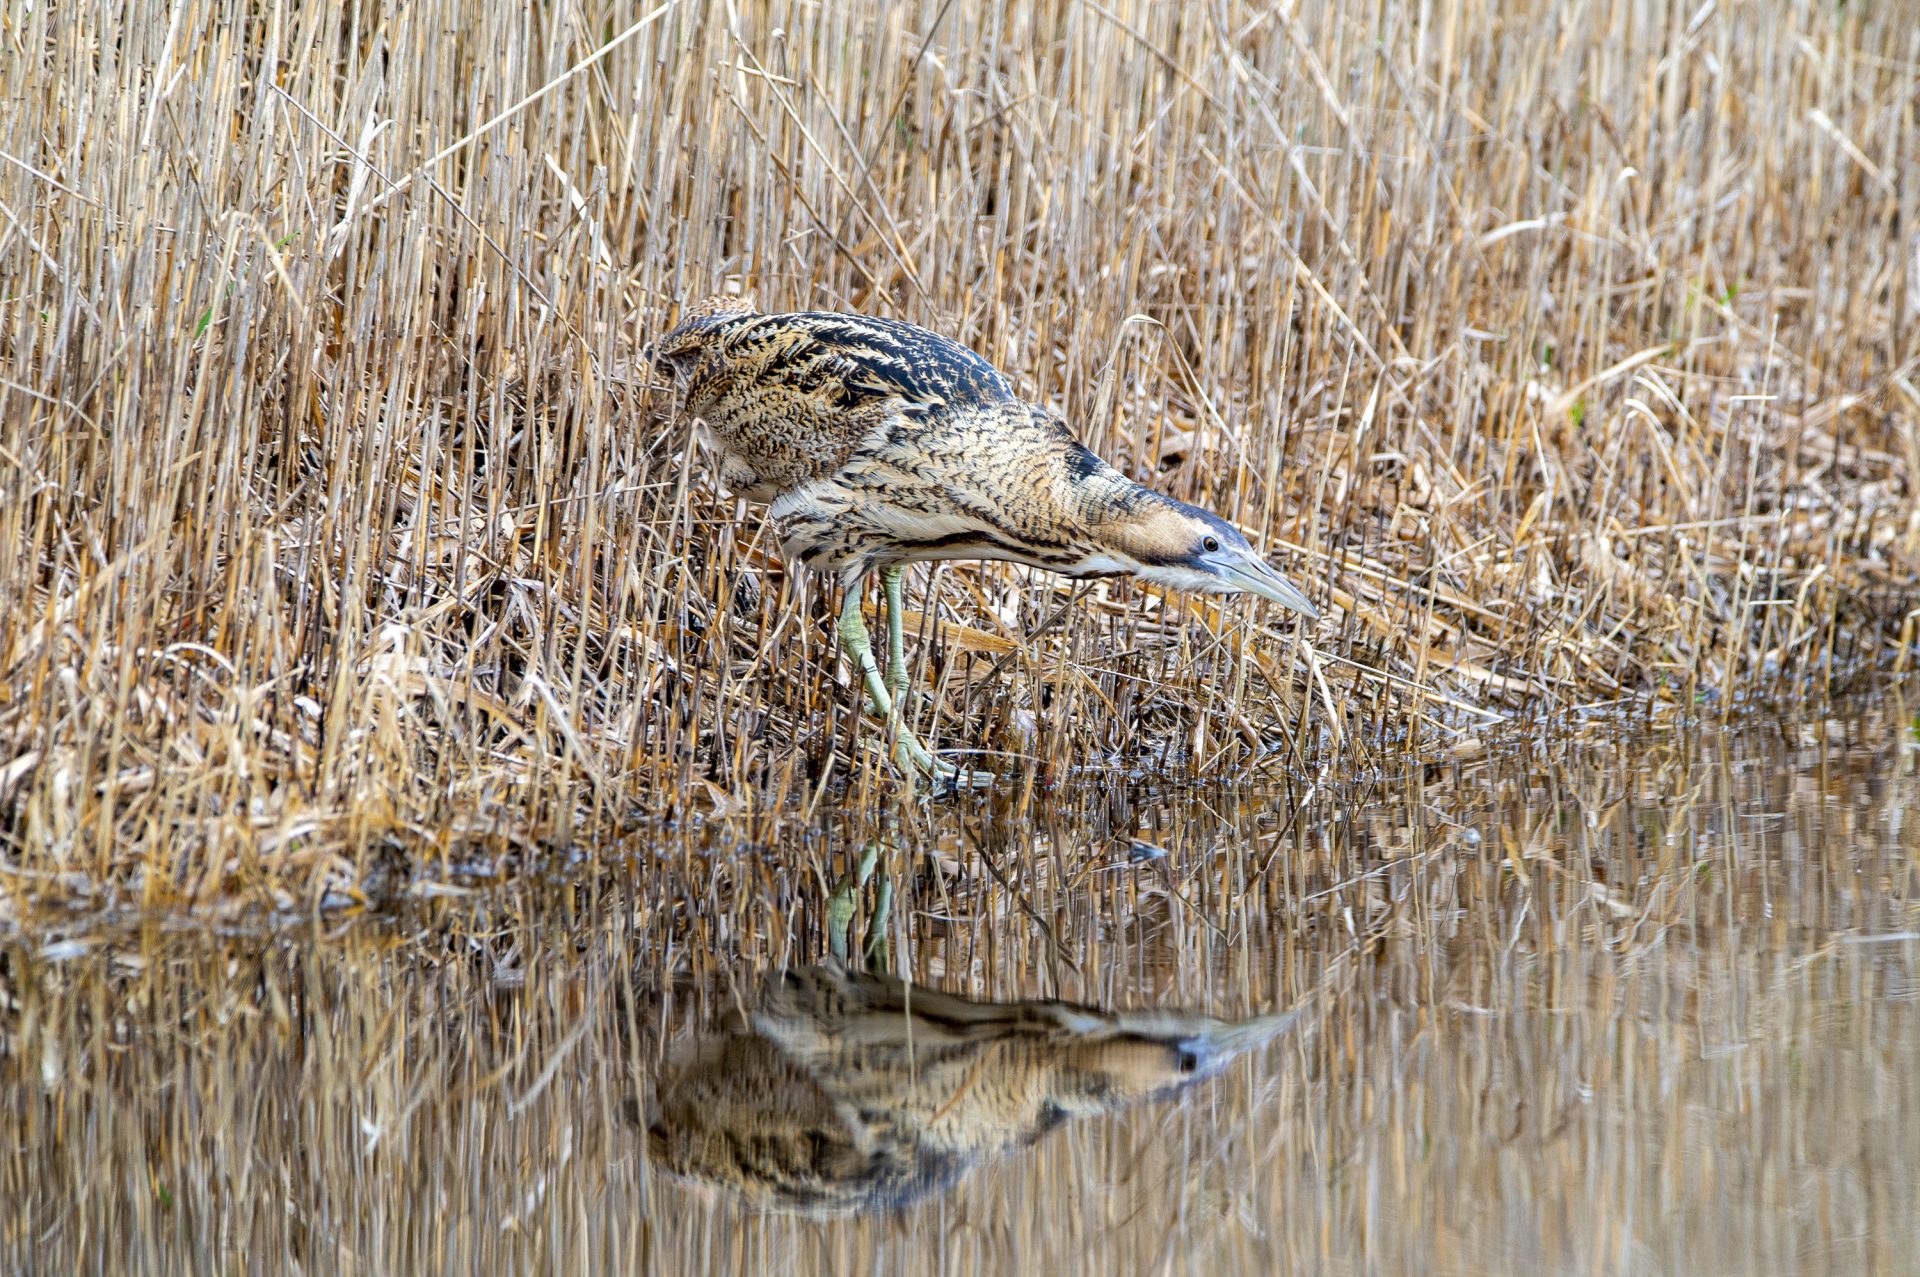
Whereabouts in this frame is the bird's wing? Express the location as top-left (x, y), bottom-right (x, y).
top-left (774, 313), bottom-right (1018, 409)
top-left (659, 308), bottom-right (1018, 412)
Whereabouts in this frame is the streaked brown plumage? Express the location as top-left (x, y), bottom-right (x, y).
top-left (641, 956), bottom-right (1298, 1215)
top-left (657, 296), bottom-right (1317, 782)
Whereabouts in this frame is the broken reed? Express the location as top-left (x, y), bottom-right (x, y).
top-left (0, 0), bottom-right (1914, 906)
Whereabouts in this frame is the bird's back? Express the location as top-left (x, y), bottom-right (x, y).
top-left (656, 299), bottom-right (1018, 499)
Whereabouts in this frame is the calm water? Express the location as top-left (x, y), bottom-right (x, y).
top-left (3, 710), bottom-right (1917, 1275)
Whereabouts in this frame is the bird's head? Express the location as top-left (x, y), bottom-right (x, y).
top-left (1100, 497), bottom-right (1319, 619)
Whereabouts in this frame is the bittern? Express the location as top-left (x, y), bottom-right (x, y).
top-left (657, 296), bottom-right (1318, 783)
top-left (642, 954), bottom-right (1299, 1215)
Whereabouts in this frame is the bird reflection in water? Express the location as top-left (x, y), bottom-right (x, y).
top-left (640, 850), bottom-right (1298, 1215)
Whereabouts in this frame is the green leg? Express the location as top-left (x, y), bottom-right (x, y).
top-left (837, 572), bottom-right (894, 716)
top-left (838, 574), bottom-right (995, 787)
top-left (826, 877), bottom-right (854, 963)
top-left (863, 868), bottom-right (892, 969)
top-left (826, 840), bottom-right (881, 963)
top-left (825, 840), bottom-right (892, 969)
top-left (881, 565), bottom-right (909, 706)
top-left (878, 569), bottom-right (995, 787)
top-left (838, 576), bottom-right (938, 776)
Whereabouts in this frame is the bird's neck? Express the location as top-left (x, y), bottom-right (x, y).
top-left (1057, 445), bottom-right (1167, 529)
top-left (1040, 448), bottom-right (1194, 577)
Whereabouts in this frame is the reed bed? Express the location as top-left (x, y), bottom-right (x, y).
top-left (1, 0), bottom-right (1916, 909)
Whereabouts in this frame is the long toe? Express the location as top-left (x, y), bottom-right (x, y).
top-left (889, 728), bottom-right (995, 790)
top-left (919, 752), bottom-right (997, 792)
top-left (931, 757), bottom-right (997, 790)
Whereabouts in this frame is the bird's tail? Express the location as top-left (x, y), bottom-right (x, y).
top-left (653, 293), bottom-right (759, 374)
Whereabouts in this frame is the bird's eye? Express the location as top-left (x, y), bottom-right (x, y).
top-left (1202, 535), bottom-right (1221, 553)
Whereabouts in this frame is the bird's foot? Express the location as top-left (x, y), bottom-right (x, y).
top-left (889, 725), bottom-right (995, 790)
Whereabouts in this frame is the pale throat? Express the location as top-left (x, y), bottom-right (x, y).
top-left (1132, 561), bottom-right (1227, 594)
top-left (1057, 551), bottom-right (1222, 594)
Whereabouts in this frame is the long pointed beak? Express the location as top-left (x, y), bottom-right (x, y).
top-left (1215, 547), bottom-right (1319, 620)
top-left (1179, 1008), bottom-right (1303, 1076)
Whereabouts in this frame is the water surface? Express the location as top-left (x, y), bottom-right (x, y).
top-left (4, 711), bottom-right (1917, 1274)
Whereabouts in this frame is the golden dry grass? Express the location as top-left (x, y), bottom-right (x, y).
top-left (1, 0), bottom-right (1916, 908)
